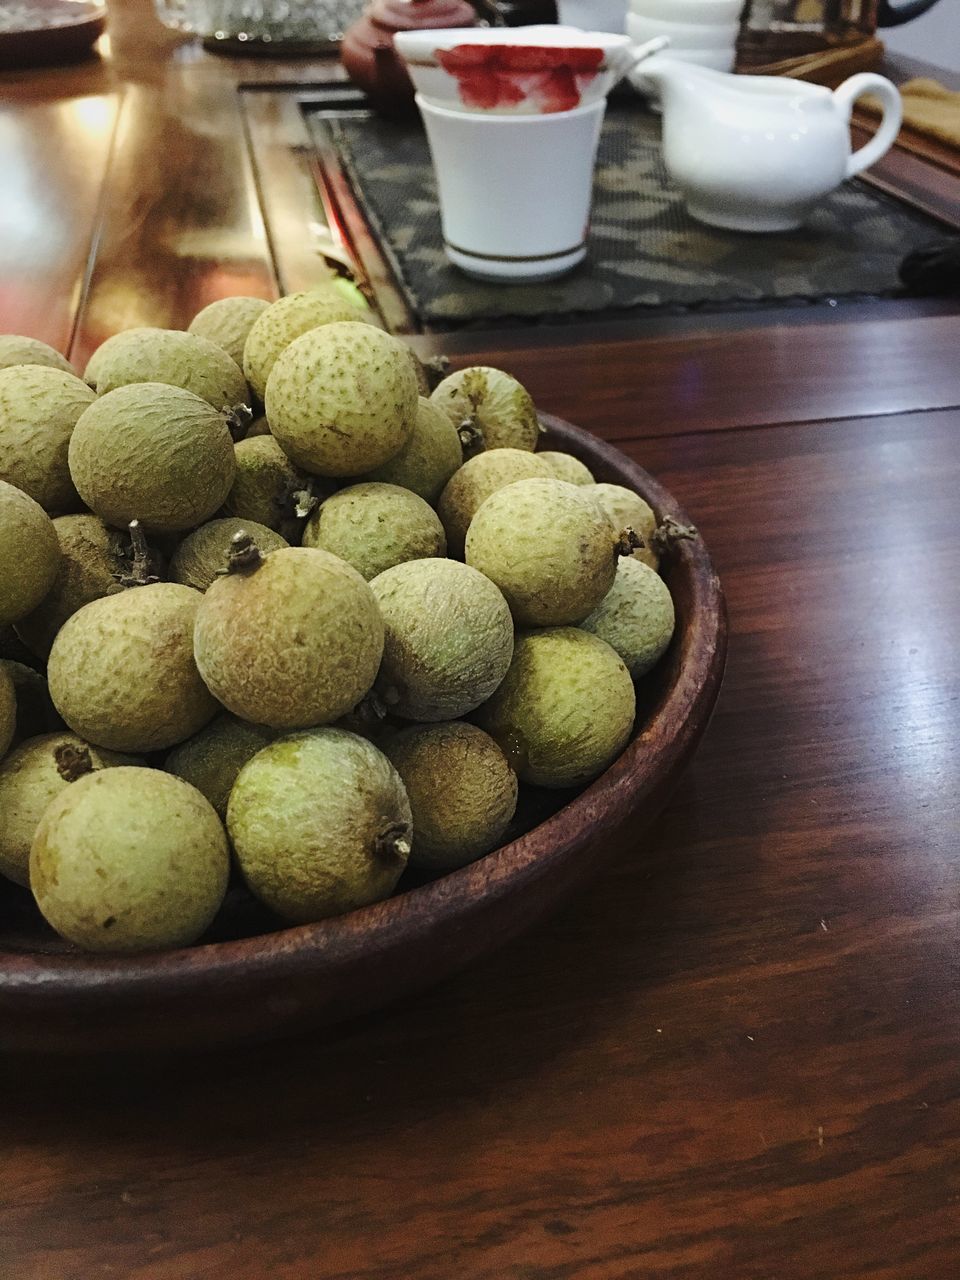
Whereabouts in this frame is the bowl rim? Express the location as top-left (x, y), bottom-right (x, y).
top-left (394, 25), bottom-right (633, 59)
top-left (0, 415), bottom-right (726, 1010)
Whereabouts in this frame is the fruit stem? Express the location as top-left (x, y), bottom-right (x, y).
top-left (117, 520), bottom-right (160, 588)
top-left (458, 420), bottom-right (486, 457)
top-left (222, 530), bottom-right (264, 575)
top-left (615, 526), bottom-right (645, 558)
top-left (224, 404), bottom-right (254, 442)
top-left (652, 517), bottom-right (698, 555)
top-left (54, 742), bottom-right (94, 783)
top-left (292, 481), bottom-right (320, 521)
top-left (374, 824), bottom-right (412, 864)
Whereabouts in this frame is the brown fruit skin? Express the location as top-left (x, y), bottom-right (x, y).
top-left (384, 721), bottom-right (518, 872)
top-left (165, 713), bottom-right (276, 818)
top-left (170, 517), bottom-right (288, 592)
top-left (0, 481), bottom-right (61, 628)
top-left (221, 435), bottom-right (317, 540)
top-left (264, 322), bottom-right (418, 478)
top-left (14, 514), bottom-right (126, 659)
top-left (0, 335), bottom-right (74, 375)
top-left (0, 365), bottom-right (95, 512)
top-left (362, 396), bottom-right (464, 504)
top-left (302, 482), bottom-right (447, 581)
top-left (188, 297), bottom-right (270, 368)
top-left (580, 557), bottom-right (676, 680)
top-left (371, 558), bottom-right (514, 722)
top-left (430, 366), bottom-right (541, 452)
top-left (591, 483), bottom-right (659, 572)
top-left (94, 328), bottom-right (250, 412)
top-left (193, 546), bottom-right (384, 730)
top-left (0, 732), bottom-right (138, 886)
top-left (244, 415), bottom-right (271, 438)
top-left (82, 328), bottom-right (165, 389)
top-left (242, 287), bottom-right (373, 401)
top-left (0, 665), bottom-right (14, 760)
top-left (465, 478), bottom-right (619, 627)
top-left (30, 767), bottom-right (230, 954)
top-left (476, 628), bottom-right (636, 790)
top-left (47, 583), bottom-right (219, 753)
top-left (538, 451), bottom-right (595, 486)
top-left (227, 728), bottom-right (411, 924)
top-left (68, 383), bottom-right (237, 534)
top-left (437, 448), bottom-right (549, 558)
top-left (0, 661), bottom-right (64, 744)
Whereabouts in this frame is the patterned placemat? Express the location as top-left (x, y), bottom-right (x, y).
top-left (307, 103), bottom-right (946, 329)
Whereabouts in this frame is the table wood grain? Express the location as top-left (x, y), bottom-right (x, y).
top-left (1, 4), bottom-right (959, 1277)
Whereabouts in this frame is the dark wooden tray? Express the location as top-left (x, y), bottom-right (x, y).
top-left (0, 415), bottom-right (727, 1055)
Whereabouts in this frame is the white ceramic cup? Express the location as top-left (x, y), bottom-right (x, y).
top-left (630, 0), bottom-right (744, 23)
top-left (416, 94), bottom-right (606, 283)
top-left (626, 11), bottom-right (740, 50)
top-left (557, 0), bottom-right (628, 33)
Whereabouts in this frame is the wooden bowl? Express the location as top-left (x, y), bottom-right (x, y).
top-left (0, 1), bottom-right (106, 70)
top-left (0, 416), bottom-right (727, 1054)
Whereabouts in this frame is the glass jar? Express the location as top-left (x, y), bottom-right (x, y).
top-left (154, 1), bottom-right (369, 51)
top-left (739, 0), bottom-right (946, 63)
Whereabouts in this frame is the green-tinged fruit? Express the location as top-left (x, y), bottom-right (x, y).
top-left (227, 728), bottom-right (412, 923)
top-left (384, 722), bottom-right (517, 872)
top-left (430, 366), bottom-right (540, 453)
top-left (303, 483), bottom-right (446, 581)
top-left (170, 517), bottom-right (287, 592)
top-left (14, 514), bottom-right (130, 658)
top-left (30, 768), bottom-right (229, 953)
top-left (48, 583), bottom-right (218, 752)
top-left (265, 322), bottom-right (418, 477)
top-left (329, 277), bottom-right (370, 311)
top-left (0, 733), bottom-right (138, 886)
top-left (0, 365), bottom-right (95, 512)
top-left (243, 287), bottom-right (373, 400)
top-left (362, 396), bottom-right (463, 503)
top-left (94, 328), bottom-right (250, 412)
top-left (476, 628), bottom-right (635, 789)
top-left (0, 661), bottom-right (64, 742)
top-left (188, 296), bottom-right (270, 367)
top-left (82, 328), bottom-right (164, 389)
top-left (592, 483), bottom-right (658, 572)
top-left (221, 435), bottom-right (317, 540)
top-left (465, 478), bottom-right (621, 626)
top-left (0, 482), bottom-right (60, 626)
top-left (165, 713), bottom-right (275, 817)
top-left (581, 557), bottom-right (676, 680)
top-left (68, 384), bottom-right (236, 533)
top-left (538, 451), bottom-right (595, 486)
top-left (437, 448), bottom-right (548, 558)
top-left (0, 665), bottom-right (13, 759)
top-left (371, 558), bottom-right (513, 721)
top-left (194, 544), bottom-right (384, 729)
top-left (0, 335), bottom-right (73, 375)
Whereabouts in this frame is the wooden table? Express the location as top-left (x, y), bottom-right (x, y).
top-left (2, 5), bottom-right (960, 1277)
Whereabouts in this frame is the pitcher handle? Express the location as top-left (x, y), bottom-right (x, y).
top-left (834, 74), bottom-right (903, 179)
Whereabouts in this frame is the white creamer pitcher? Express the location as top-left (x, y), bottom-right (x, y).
top-left (639, 57), bottom-right (903, 231)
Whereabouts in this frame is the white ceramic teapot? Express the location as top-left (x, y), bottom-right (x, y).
top-left (639, 57), bottom-right (903, 231)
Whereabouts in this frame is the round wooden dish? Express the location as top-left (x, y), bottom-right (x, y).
top-left (0, 1), bottom-right (106, 70)
top-left (0, 416), bottom-right (727, 1055)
